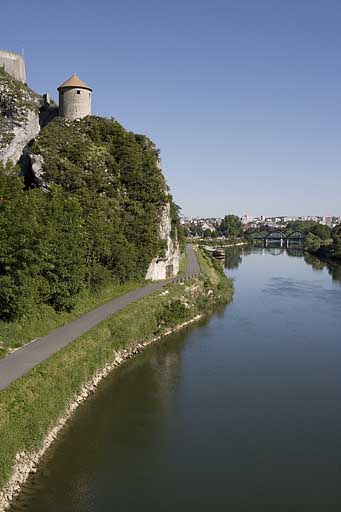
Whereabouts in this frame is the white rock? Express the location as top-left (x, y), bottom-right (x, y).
top-left (146, 202), bottom-right (180, 281)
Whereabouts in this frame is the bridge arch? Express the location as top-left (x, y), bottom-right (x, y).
top-left (286, 231), bottom-right (305, 240)
top-left (266, 231), bottom-right (287, 240)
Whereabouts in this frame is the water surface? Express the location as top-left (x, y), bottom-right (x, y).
top-left (12, 248), bottom-right (341, 511)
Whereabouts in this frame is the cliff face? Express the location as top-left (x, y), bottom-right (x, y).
top-left (0, 70), bottom-right (180, 282)
top-left (0, 68), bottom-right (41, 164)
top-left (146, 202), bottom-right (180, 280)
top-left (0, 68), bottom-right (57, 166)
top-left (27, 116), bottom-right (181, 282)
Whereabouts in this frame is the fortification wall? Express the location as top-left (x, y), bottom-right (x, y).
top-left (59, 88), bottom-right (91, 120)
top-left (0, 50), bottom-right (26, 83)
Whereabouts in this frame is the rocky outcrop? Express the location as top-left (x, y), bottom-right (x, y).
top-left (0, 68), bottom-right (42, 166)
top-left (0, 68), bottom-right (56, 167)
top-left (0, 110), bottom-right (40, 165)
top-left (1, 66), bottom-right (180, 282)
top-left (146, 202), bottom-right (180, 280)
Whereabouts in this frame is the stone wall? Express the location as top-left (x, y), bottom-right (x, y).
top-left (0, 50), bottom-right (26, 83)
top-left (146, 203), bottom-right (180, 280)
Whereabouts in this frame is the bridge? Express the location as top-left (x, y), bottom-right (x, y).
top-left (250, 230), bottom-right (305, 247)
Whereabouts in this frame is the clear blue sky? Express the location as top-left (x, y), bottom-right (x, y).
top-left (3, 0), bottom-right (341, 217)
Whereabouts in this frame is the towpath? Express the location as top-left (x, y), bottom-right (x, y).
top-left (0, 244), bottom-right (200, 390)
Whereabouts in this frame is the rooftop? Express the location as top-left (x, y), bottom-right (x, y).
top-left (57, 74), bottom-right (92, 91)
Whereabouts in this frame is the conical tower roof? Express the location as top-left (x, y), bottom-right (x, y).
top-left (58, 74), bottom-right (92, 91)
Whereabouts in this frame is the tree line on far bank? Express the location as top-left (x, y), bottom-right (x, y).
top-left (290, 221), bottom-right (341, 260)
top-left (186, 215), bottom-right (244, 239)
top-left (186, 215), bottom-right (341, 261)
top-left (246, 220), bottom-right (341, 260)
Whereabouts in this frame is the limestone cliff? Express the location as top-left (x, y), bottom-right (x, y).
top-left (0, 68), bottom-right (56, 166)
top-left (0, 70), bottom-right (181, 282)
top-left (0, 68), bottom-right (40, 164)
top-left (146, 202), bottom-right (180, 280)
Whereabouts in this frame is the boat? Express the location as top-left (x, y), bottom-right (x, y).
top-left (212, 248), bottom-right (225, 259)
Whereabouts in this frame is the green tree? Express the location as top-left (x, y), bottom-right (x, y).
top-left (225, 246), bottom-right (243, 269)
top-left (286, 220), bottom-right (317, 234)
top-left (218, 215), bottom-right (243, 238)
top-left (0, 165), bottom-right (46, 319)
top-left (39, 186), bottom-right (86, 311)
top-left (0, 165), bottom-right (85, 319)
top-left (1, 115), bottom-right (184, 321)
top-left (311, 223), bottom-right (332, 240)
top-left (332, 225), bottom-right (341, 259)
top-left (304, 233), bottom-right (321, 254)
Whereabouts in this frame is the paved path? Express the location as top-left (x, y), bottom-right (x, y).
top-left (0, 245), bottom-right (200, 390)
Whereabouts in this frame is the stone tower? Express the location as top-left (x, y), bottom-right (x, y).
top-left (58, 74), bottom-right (92, 120)
top-left (0, 50), bottom-right (26, 83)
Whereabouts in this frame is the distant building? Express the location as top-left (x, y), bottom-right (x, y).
top-left (241, 214), bottom-right (254, 225)
top-left (58, 74), bottom-right (92, 120)
top-left (201, 222), bottom-right (215, 232)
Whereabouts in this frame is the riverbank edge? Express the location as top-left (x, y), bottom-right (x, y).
top-left (305, 246), bottom-right (341, 265)
top-left (0, 249), bottom-right (232, 511)
top-left (0, 315), bottom-right (202, 511)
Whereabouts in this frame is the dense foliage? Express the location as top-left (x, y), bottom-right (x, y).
top-left (217, 214), bottom-right (244, 238)
top-left (331, 225), bottom-right (341, 259)
top-left (0, 165), bottom-right (85, 319)
top-left (0, 116), bottom-right (182, 321)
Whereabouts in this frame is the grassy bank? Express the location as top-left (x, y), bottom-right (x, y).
top-left (0, 250), bottom-right (190, 359)
top-left (178, 250), bottom-right (188, 274)
top-left (0, 249), bottom-right (233, 493)
top-left (0, 280), bottom-right (144, 359)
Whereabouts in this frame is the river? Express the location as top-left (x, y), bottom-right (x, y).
top-left (11, 247), bottom-right (341, 511)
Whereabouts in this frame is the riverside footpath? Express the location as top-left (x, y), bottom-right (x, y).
top-left (0, 245), bottom-right (200, 390)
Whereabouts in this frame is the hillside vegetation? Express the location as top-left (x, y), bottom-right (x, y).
top-left (0, 116), bottom-right (183, 355)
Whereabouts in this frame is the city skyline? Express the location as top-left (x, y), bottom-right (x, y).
top-left (2, 0), bottom-right (341, 216)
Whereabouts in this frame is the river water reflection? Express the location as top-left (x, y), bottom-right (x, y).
top-left (11, 248), bottom-right (341, 511)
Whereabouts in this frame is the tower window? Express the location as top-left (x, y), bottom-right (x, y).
top-left (77, 90), bottom-right (81, 94)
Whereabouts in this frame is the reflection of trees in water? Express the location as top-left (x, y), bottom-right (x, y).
top-left (224, 246), bottom-right (243, 269)
top-left (267, 247), bottom-right (285, 256)
top-left (224, 244), bottom-right (341, 284)
top-left (146, 315), bottom-right (214, 414)
top-left (304, 253), bottom-right (341, 282)
top-left (304, 253), bottom-right (324, 271)
top-left (327, 262), bottom-right (341, 282)
top-left (241, 245), bottom-right (253, 256)
top-left (286, 247), bottom-right (304, 258)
